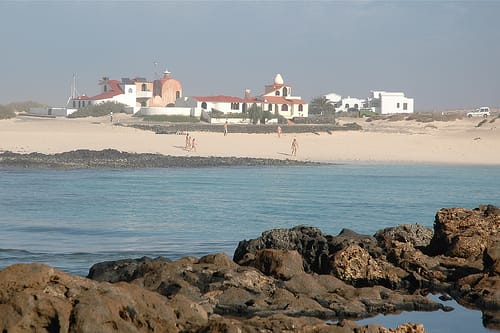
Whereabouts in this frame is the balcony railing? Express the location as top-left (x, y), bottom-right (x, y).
top-left (136, 91), bottom-right (152, 99)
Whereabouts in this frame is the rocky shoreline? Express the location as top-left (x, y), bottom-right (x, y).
top-left (0, 149), bottom-right (315, 168)
top-left (118, 122), bottom-right (362, 135)
top-left (0, 205), bottom-right (498, 332)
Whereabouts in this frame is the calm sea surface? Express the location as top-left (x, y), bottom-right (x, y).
top-left (0, 164), bottom-right (498, 332)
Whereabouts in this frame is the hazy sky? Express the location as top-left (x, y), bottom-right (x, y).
top-left (1, 1), bottom-right (499, 110)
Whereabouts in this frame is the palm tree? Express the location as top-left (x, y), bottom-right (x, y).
top-left (309, 96), bottom-right (336, 123)
top-left (247, 104), bottom-right (263, 124)
top-left (99, 76), bottom-right (110, 92)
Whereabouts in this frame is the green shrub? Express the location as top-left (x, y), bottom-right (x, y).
top-left (68, 102), bottom-right (128, 118)
top-left (0, 105), bottom-right (16, 119)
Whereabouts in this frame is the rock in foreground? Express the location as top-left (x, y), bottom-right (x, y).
top-left (1, 205), bottom-right (498, 332)
top-left (0, 263), bottom-right (425, 332)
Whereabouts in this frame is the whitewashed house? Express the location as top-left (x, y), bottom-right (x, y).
top-left (67, 70), bottom-right (184, 115)
top-left (184, 74), bottom-right (309, 121)
top-left (336, 96), bottom-right (366, 111)
top-left (261, 74), bottom-right (308, 119)
top-left (325, 90), bottom-right (414, 114)
top-left (369, 91), bottom-right (414, 114)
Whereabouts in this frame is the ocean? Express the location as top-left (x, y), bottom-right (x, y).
top-left (0, 163), bottom-right (498, 332)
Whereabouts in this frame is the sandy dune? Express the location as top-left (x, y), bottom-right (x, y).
top-left (0, 114), bottom-right (498, 165)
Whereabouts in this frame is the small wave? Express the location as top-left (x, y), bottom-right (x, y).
top-left (0, 248), bottom-right (33, 254)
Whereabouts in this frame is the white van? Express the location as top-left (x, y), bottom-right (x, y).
top-left (467, 107), bottom-right (490, 118)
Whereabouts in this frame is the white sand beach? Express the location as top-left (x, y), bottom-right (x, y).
top-left (0, 114), bottom-right (499, 165)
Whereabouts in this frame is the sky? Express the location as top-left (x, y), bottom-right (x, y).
top-left (0, 0), bottom-right (499, 111)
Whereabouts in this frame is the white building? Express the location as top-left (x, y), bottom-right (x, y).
top-left (68, 79), bottom-right (138, 113)
top-left (261, 74), bottom-right (308, 119)
top-left (336, 96), bottom-right (366, 111)
top-left (67, 71), bottom-right (184, 115)
top-left (324, 90), bottom-right (414, 114)
top-left (183, 74), bottom-right (309, 120)
top-left (369, 91), bottom-right (414, 114)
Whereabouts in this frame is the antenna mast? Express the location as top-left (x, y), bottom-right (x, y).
top-left (67, 73), bottom-right (79, 105)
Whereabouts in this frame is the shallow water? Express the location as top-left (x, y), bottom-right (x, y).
top-left (0, 163), bottom-right (498, 331)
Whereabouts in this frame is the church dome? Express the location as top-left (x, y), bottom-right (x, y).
top-left (274, 73), bottom-right (284, 85)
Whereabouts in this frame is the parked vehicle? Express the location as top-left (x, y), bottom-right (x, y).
top-left (467, 107), bottom-right (490, 118)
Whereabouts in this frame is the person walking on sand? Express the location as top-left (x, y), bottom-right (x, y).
top-left (110, 111), bottom-right (113, 123)
top-left (191, 137), bottom-right (197, 152)
top-left (291, 137), bottom-right (298, 156)
top-left (277, 125), bottom-right (282, 138)
top-left (224, 121), bottom-right (228, 136)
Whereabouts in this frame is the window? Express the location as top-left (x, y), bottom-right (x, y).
top-left (397, 103), bottom-right (400, 108)
top-left (128, 88), bottom-right (133, 94)
top-left (141, 83), bottom-right (147, 91)
top-left (345, 103), bottom-right (349, 109)
top-left (403, 103), bottom-right (408, 110)
top-left (275, 91), bottom-right (280, 96)
top-left (268, 104), bottom-right (272, 111)
top-left (354, 104), bottom-right (359, 109)
top-left (176, 91), bottom-right (181, 99)
top-left (73, 101), bottom-right (76, 108)
top-left (103, 85), bottom-right (107, 92)
top-left (283, 88), bottom-right (288, 97)
top-left (281, 104), bottom-right (288, 111)
top-left (231, 103), bottom-right (240, 110)
top-left (201, 102), bottom-right (207, 109)
top-left (298, 104), bottom-right (303, 111)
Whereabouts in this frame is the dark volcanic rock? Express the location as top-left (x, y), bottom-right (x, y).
top-left (123, 122), bottom-right (361, 135)
top-left (375, 224), bottom-right (434, 250)
top-left (0, 149), bottom-right (314, 169)
top-left (233, 225), bottom-right (332, 274)
top-left (3, 205), bottom-right (498, 332)
top-left (233, 205), bottom-right (500, 329)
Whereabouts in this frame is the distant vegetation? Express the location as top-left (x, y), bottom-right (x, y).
top-left (309, 96), bottom-right (335, 115)
top-left (68, 102), bottom-right (128, 118)
top-left (208, 107), bottom-right (277, 124)
top-left (0, 105), bottom-right (16, 119)
top-left (140, 115), bottom-right (199, 123)
top-left (364, 112), bottom-right (464, 123)
top-left (0, 101), bottom-right (46, 119)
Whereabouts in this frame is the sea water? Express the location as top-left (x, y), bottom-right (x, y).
top-left (0, 163), bottom-right (498, 332)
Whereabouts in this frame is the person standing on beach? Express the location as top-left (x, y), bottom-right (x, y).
top-left (110, 112), bottom-right (113, 123)
top-left (277, 125), bottom-right (282, 138)
top-left (291, 137), bottom-right (298, 156)
top-left (224, 121), bottom-right (228, 136)
top-left (185, 133), bottom-right (190, 150)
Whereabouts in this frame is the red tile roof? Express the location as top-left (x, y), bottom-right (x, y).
top-left (90, 80), bottom-right (124, 100)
